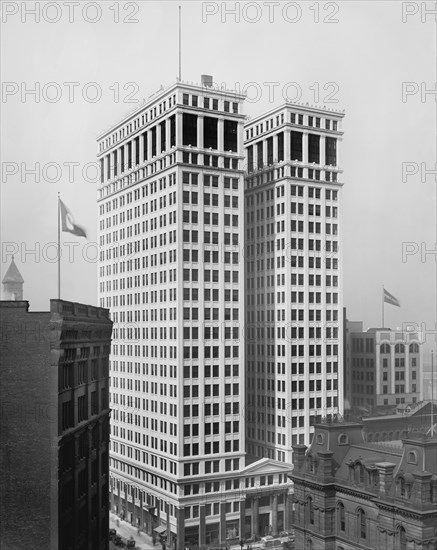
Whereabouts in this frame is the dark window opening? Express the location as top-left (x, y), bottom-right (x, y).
top-left (277, 132), bottom-right (284, 162)
top-left (290, 131), bottom-right (303, 161)
top-left (183, 113), bottom-right (198, 147)
top-left (325, 137), bottom-right (337, 166)
top-left (170, 115), bottom-right (176, 147)
top-left (204, 117), bottom-right (218, 149)
top-left (257, 141), bottom-right (263, 169)
top-left (135, 136), bottom-right (140, 165)
top-left (267, 137), bottom-right (273, 164)
top-left (142, 132), bottom-right (148, 161)
top-left (160, 121), bottom-right (166, 153)
top-left (151, 127), bottom-right (157, 157)
top-left (127, 141), bottom-right (132, 169)
top-left (308, 134), bottom-right (320, 164)
top-left (224, 120), bottom-right (238, 152)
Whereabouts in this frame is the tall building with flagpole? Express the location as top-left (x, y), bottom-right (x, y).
top-left (97, 77), bottom-right (293, 549)
top-left (244, 104), bottom-right (345, 462)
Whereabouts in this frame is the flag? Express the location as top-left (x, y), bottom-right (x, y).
top-left (383, 288), bottom-right (400, 307)
top-left (59, 199), bottom-right (87, 238)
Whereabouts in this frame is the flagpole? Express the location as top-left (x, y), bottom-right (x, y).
top-left (58, 193), bottom-right (61, 300)
top-left (382, 284), bottom-right (384, 327)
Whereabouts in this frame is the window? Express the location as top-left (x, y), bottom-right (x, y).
top-left (397, 526), bottom-right (407, 550)
top-left (337, 502), bottom-right (345, 532)
top-left (357, 509), bottom-right (366, 539)
top-left (306, 497), bottom-right (314, 525)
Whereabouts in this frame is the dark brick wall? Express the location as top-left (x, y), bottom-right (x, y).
top-left (0, 302), bottom-right (58, 550)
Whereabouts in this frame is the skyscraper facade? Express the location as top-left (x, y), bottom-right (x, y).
top-left (244, 104), bottom-right (345, 463)
top-left (98, 77), bottom-right (293, 548)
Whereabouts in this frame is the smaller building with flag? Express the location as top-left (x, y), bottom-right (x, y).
top-left (346, 325), bottom-right (423, 414)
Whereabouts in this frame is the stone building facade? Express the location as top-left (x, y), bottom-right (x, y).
top-left (291, 420), bottom-right (437, 550)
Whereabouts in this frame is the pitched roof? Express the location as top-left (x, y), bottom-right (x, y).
top-left (2, 257), bottom-right (24, 284)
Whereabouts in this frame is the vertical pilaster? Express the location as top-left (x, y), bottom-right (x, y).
top-left (199, 505), bottom-right (206, 547)
top-left (252, 497), bottom-right (259, 536)
top-left (271, 494), bottom-right (278, 535)
top-left (220, 502), bottom-right (227, 543)
top-left (176, 507), bottom-right (185, 550)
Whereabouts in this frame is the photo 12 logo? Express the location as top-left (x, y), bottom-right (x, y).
top-left (1, 1), bottom-right (140, 24)
top-left (201, 2), bottom-right (340, 24)
top-left (1, 81), bottom-right (141, 104)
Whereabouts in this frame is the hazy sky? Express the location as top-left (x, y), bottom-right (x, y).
top-left (1, 1), bottom-right (436, 355)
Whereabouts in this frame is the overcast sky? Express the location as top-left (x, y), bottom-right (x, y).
top-left (1, 1), bottom-right (436, 357)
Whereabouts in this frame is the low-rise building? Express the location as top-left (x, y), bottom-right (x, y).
top-left (291, 419), bottom-right (437, 550)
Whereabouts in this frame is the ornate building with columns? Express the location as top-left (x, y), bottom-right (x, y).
top-left (291, 419), bottom-right (437, 550)
top-left (97, 76), bottom-right (294, 549)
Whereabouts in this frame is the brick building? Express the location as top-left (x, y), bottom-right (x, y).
top-left (291, 419), bottom-right (437, 550)
top-left (0, 296), bottom-right (112, 550)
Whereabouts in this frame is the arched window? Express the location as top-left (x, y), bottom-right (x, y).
top-left (306, 539), bottom-right (313, 550)
top-left (380, 343), bottom-right (390, 354)
top-left (307, 497), bottom-right (314, 525)
top-left (397, 525), bottom-right (407, 550)
top-left (395, 344), bottom-right (405, 353)
top-left (357, 509), bottom-right (366, 539)
top-left (409, 343), bottom-right (419, 353)
top-left (337, 502), bottom-right (345, 532)
top-left (338, 433), bottom-right (349, 445)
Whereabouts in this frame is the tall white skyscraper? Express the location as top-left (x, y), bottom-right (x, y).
top-left (244, 104), bottom-right (345, 463)
top-left (97, 77), bottom-right (293, 549)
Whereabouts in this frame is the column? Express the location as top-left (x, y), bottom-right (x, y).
top-left (197, 115), bottom-right (204, 150)
top-left (220, 502), bottom-right (227, 543)
top-left (239, 499), bottom-right (246, 541)
top-left (148, 128), bottom-right (153, 161)
top-left (166, 117), bottom-right (172, 151)
top-left (252, 497), bottom-right (259, 537)
top-left (218, 118), bottom-right (224, 153)
top-left (319, 135), bottom-right (326, 167)
top-left (302, 133), bottom-right (308, 165)
top-left (156, 123), bottom-right (162, 156)
top-left (140, 491), bottom-right (144, 531)
top-left (284, 130), bottom-right (291, 163)
top-left (199, 505), bottom-right (206, 547)
top-left (262, 139), bottom-right (267, 168)
top-left (177, 113), bottom-right (183, 162)
top-left (176, 508), bottom-right (185, 550)
top-left (271, 494), bottom-right (278, 536)
top-left (273, 134), bottom-right (278, 164)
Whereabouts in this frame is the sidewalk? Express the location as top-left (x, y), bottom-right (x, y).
top-left (110, 512), bottom-right (156, 550)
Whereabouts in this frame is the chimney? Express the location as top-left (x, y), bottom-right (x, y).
top-left (317, 450), bottom-right (334, 482)
top-left (201, 74), bottom-right (213, 88)
top-left (292, 445), bottom-right (307, 471)
top-left (376, 462), bottom-right (396, 495)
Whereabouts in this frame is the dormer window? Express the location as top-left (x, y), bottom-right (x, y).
top-left (354, 462), bottom-right (365, 484)
top-left (407, 450), bottom-right (418, 465)
top-left (307, 453), bottom-right (318, 474)
top-left (397, 475), bottom-right (412, 499)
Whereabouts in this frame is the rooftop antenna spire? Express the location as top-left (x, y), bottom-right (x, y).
top-left (178, 5), bottom-right (182, 81)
